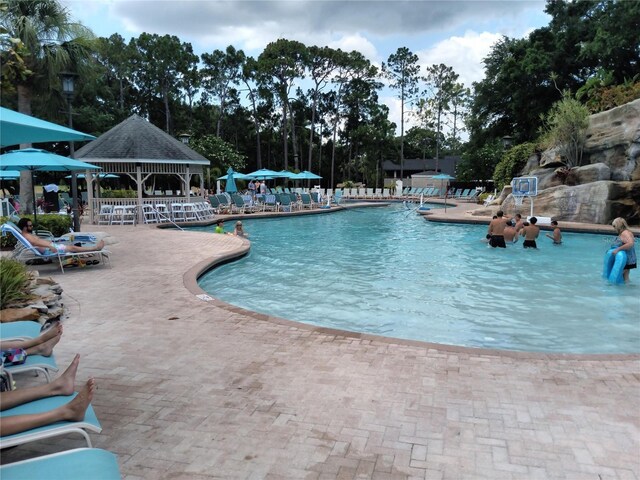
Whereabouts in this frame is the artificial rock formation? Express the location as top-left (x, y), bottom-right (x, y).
top-left (0, 271), bottom-right (64, 325)
top-left (512, 99), bottom-right (640, 224)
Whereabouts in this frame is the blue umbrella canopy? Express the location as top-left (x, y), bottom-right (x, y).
top-left (277, 170), bottom-right (298, 179)
top-left (218, 172), bottom-right (254, 180)
top-left (0, 148), bottom-right (100, 225)
top-left (292, 170), bottom-right (322, 180)
top-left (224, 167), bottom-right (238, 193)
top-left (0, 148), bottom-right (101, 172)
top-left (0, 170), bottom-right (20, 179)
top-left (246, 168), bottom-right (289, 179)
top-left (0, 107), bottom-right (96, 148)
top-left (432, 174), bottom-right (455, 180)
top-left (64, 173), bottom-right (119, 179)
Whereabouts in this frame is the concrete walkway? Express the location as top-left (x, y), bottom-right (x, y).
top-left (2, 209), bottom-right (639, 479)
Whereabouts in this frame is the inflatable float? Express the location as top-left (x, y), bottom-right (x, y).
top-left (602, 248), bottom-right (627, 284)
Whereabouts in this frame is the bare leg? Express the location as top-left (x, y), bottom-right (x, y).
top-left (0, 323), bottom-right (63, 351)
top-left (0, 354), bottom-right (80, 411)
top-left (0, 378), bottom-right (94, 437)
top-left (23, 333), bottom-right (61, 357)
top-left (67, 240), bottom-right (105, 253)
top-left (623, 270), bottom-right (630, 283)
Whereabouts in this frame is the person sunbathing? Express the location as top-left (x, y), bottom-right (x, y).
top-left (17, 218), bottom-right (105, 254)
top-left (1, 322), bottom-right (62, 357)
top-left (0, 354), bottom-right (95, 437)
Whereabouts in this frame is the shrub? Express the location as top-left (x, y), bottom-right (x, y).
top-left (540, 93), bottom-right (590, 168)
top-left (101, 189), bottom-right (137, 198)
top-left (493, 142), bottom-right (537, 191)
top-left (0, 215), bottom-right (72, 249)
top-left (0, 258), bottom-right (31, 309)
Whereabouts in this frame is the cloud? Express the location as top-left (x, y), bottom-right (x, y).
top-left (99, 0), bottom-right (541, 52)
top-left (417, 30), bottom-right (503, 88)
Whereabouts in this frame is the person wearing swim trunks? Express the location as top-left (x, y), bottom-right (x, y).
top-left (611, 217), bottom-right (637, 283)
top-left (487, 210), bottom-right (509, 248)
top-left (18, 218), bottom-right (105, 253)
top-left (503, 220), bottom-right (519, 243)
top-left (521, 216), bottom-right (540, 248)
top-left (514, 213), bottom-right (525, 232)
top-left (545, 220), bottom-right (562, 245)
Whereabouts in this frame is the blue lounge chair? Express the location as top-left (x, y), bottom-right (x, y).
top-left (0, 223), bottom-right (110, 274)
top-left (0, 321), bottom-right (43, 341)
top-left (0, 448), bottom-right (121, 480)
top-left (0, 393), bottom-right (102, 448)
top-left (3, 354), bottom-right (59, 383)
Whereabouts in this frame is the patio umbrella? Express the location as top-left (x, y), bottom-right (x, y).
top-left (0, 170), bottom-right (21, 179)
top-left (0, 107), bottom-right (96, 148)
top-left (432, 174), bottom-right (455, 211)
top-left (293, 170), bottom-right (322, 180)
top-left (0, 148), bottom-right (101, 225)
top-left (217, 172), bottom-right (254, 181)
top-left (64, 173), bottom-right (119, 179)
top-left (246, 168), bottom-right (289, 179)
top-left (277, 170), bottom-right (298, 179)
top-left (224, 167), bottom-right (238, 193)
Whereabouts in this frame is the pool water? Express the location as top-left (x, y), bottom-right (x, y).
top-left (197, 205), bottom-right (640, 353)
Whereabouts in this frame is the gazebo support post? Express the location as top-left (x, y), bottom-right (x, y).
top-left (185, 165), bottom-right (190, 201)
top-left (136, 163), bottom-right (143, 225)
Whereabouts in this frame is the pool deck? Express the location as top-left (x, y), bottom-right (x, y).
top-left (2, 203), bottom-right (639, 479)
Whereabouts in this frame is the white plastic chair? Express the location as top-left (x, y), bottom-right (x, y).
top-left (170, 203), bottom-right (185, 222)
top-left (141, 204), bottom-right (158, 224)
top-left (97, 205), bottom-right (113, 225)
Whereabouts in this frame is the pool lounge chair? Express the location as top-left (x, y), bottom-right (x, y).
top-left (0, 223), bottom-right (111, 274)
top-left (0, 320), bottom-right (43, 341)
top-left (0, 393), bottom-right (102, 449)
top-left (0, 448), bottom-right (121, 480)
top-left (3, 353), bottom-right (59, 383)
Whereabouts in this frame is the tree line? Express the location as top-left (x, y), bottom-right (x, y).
top-left (1, 0), bottom-right (638, 209)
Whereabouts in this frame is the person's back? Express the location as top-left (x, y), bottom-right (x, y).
top-left (487, 211), bottom-right (509, 248)
top-left (522, 217), bottom-right (540, 248)
top-left (504, 222), bottom-right (519, 243)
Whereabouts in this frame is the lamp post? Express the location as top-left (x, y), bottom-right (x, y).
top-left (178, 133), bottom-right (191, 145)
top-left (60, 72), bottom-right (80, 232)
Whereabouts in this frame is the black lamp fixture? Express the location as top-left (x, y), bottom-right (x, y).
top-left (59, 72), bottom-right (78, 100)
top-left (178, 133), bottom-right (191, 145)
top-left (501, 135), bottom-right (514, 150)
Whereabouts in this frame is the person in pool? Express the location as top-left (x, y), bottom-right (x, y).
top-left (611, 217), bottom-right (637, 283)
top-left (18, 218), bottom-right (105, 254)
top-left (487, 210), bottom-right (510, 248)
top-left (503, 220), bottom-right (519, 244)
top-left (233, 221), bottom-right (248, 237)
top-left (215, 220), bottom-right (225, 234)
top-left (521, 217), bottom-right (540, 248)
top-left (545, 220), bottom-right (562, 245)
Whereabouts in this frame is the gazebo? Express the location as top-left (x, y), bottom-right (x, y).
top-left (74, 115), bottom-right (209, 224)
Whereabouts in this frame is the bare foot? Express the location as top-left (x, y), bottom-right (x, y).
top-left (50, 354), bottom-right (80, 396)
top-left (29, 333), bottom-right (61, 357)
top-left (61, 378), bottom-right (95, 422)
top-left (38, 322), bottom-right (63, 343)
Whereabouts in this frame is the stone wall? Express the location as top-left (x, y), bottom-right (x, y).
top-left (513, 99), bottom-right (640, 224)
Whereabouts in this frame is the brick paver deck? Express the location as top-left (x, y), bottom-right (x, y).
top-left (2, 206), bottom-right (639, 479)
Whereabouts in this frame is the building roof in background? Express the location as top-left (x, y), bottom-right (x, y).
top-left (74, 114), bottom-right (209, 165)
top-left (382, 157), bottom-right (460, 175)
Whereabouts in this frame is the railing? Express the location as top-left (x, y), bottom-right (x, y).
top-left (90, 196), bottom-right (206, 224)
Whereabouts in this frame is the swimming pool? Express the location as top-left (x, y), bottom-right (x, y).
top-left (197, 205), bottom-right (640, 354)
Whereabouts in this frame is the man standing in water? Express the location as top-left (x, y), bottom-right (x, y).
top-left (545, 220), bottom-right (562, 244)
top-left (521, 217), bottom-right (540, 248)
top-left (487, 211), bottom-right (510, 248)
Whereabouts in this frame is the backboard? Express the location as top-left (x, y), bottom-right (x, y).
top-left (511, 176), bottom-right (538, 197)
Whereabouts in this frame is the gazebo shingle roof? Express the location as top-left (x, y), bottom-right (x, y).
top-left (74, 114), bottom-right (208, 164)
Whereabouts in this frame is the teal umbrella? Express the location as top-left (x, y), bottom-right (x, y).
top-left (218, 172), bottom-right (254, 180)
top-left (0, 148), bottom-right (100, 225)
top-left (224, 167), bottom-right (238, 193)
top-left (246, 168), bottom-right (289, 179)
top-left (277, 170), bottom-right (298, 179)
top-left (0, 170), bottom-right (20, 179)
top-left (0, 107), bottom-right (96, 148)
top-left (292, 171), bottom-right (322, 180)
top-left (65, 173), bottom-right (119, 179)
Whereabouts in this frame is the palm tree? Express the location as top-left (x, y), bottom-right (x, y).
top-left (1, 0), bottom-right (94, 213)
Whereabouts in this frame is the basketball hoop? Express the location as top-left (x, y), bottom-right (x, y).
top-left (513, 194), bottom-right (524, 210)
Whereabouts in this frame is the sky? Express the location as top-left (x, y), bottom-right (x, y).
top-left (61, 0), bottom-right (551, 132)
